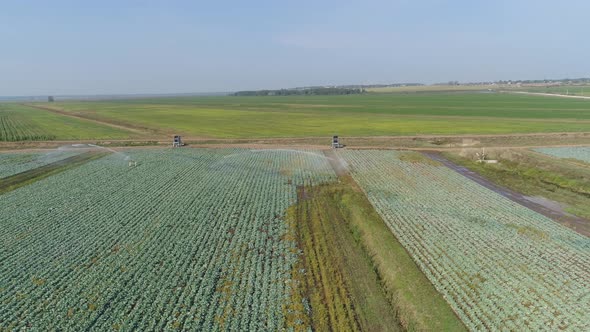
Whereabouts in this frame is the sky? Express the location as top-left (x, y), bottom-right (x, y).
top-left (1, 0), bottom-right (589, 96)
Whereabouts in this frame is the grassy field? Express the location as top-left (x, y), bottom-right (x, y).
top-left (0, 104), bottom-right (134, 141)
top-left (31, 92), bottom-right (590, 139)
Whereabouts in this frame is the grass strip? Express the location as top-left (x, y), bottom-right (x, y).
top-left (284, 176), bottom-right (465, 331)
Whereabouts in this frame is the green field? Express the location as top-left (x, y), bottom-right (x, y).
top-left (0, 104), bottom-right (134, 141)
top-left (515, 85), bottom-right (590, 97)
top-left (2, 92), bottom-right (590, 142)
top-left (30, 92), bottom-right (590, 139)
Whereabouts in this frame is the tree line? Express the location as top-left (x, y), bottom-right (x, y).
top-left (232, 87), bottom-right (365, 96)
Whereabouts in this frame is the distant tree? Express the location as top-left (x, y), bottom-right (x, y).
top-left (48, 96), bottom-right (55, 102)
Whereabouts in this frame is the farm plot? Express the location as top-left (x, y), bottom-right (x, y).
top-left (0, 150), bottom-right (82, 178)
top-left (0, 109), bottom-right (54, 141)
top-left (340, 150), bottom-right (590, 331)
top-left (0, 104), bottom-right (134, 141)
top-left (534, 146), bottom-right (590, 163)
top-left (0, 148), bottom-right (335, 330)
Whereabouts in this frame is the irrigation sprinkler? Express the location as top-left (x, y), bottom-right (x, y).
top-left (476, 148), bottom-right (487, 162)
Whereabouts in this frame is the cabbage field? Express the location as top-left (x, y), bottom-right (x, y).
top-left (534, 146), bottom-right (590, 163)
top-left (0, 148), bottom-right (335, 330)
top-left (3, 147), bottom-right (589, 331)
top-left (0, 150), bottom-right (81, 178)
top-left (340, 150), bottom-right (590, 331)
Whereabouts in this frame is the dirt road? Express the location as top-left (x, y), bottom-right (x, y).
top-left (423, 152), bottom-right (590, 237)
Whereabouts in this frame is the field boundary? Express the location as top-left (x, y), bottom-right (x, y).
top-left (1, 130), bottom-right (589, 152)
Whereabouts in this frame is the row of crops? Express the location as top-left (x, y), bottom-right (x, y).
top-left (0, 148), bottom-right (335, 330)
top-left (0, 150), bottom-right (81, 178)
top-left (339, 150), bottom-right (590, 331)
top-left (0, 112), bottom-right (55, 141)
top-left (534, 146), bottom-right (590, 163)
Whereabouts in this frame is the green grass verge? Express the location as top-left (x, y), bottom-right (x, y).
top-left (284, 175), bottom-right (465, 331)
top-left (335, 176), bottom-right (466, 331)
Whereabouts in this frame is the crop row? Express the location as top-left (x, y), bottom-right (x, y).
top-left (0, 113), bottom-right (55, 141)
top-left (0, 148), bottom-right (335, 330)
top-left (340, 150), bottom-right (590, 331)
top-left (534, 146), bottom-right (590, 163)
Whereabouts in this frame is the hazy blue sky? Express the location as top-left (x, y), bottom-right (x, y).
top-left (1, 0), bottom-right (589, 95)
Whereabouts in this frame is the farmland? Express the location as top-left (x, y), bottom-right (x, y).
top-left (0, 104), bottom-right (135, 141)
top-left (341, 150), bottom-right (590, 331)
top-left (1, 146), bottom-right (589, 330)
top-left (25, 92), bottom-right (590, 139)
top-left (442, 148), bottom-right (590, 229)
top-left (0, 149), bottom-right (338, 330)
top-left (0, 150), bottom-right (82, 178)
top-left (1, 92), bottom-right (590, 331)
top-left (515, 85), bottom-right (590, 97)
top-left (535, 146), bottom-right (590, 163)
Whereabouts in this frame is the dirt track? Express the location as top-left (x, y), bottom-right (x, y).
top-left (1, 131), bottom-right (589, 152)
top-left (423, 152), bottom-right (590, 237)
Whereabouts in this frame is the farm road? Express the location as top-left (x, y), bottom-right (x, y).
top-left (423, 152), bottom-right (590, 237)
